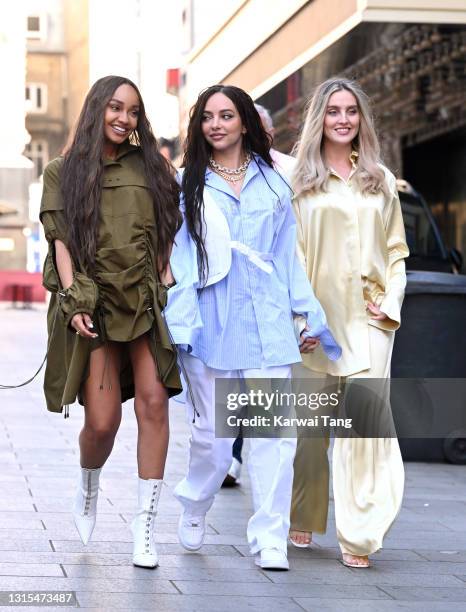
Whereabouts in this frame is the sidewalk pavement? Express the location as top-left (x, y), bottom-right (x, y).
top-left (0, 304), bottom-right (465, 611)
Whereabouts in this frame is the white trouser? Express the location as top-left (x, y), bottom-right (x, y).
top-left (173, 352), bottom-right (297, 554)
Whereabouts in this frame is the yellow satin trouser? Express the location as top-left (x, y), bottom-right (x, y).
top-left (291, 326), bottom-right (405, 556)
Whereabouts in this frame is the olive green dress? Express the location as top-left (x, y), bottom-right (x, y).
top-left (40, 142), bottom-right (182, 414)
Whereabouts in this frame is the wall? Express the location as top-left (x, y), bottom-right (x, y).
top-left (64, 0), bottom-right (89, 131)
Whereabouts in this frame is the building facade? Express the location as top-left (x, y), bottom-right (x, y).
top-left (0, 7), bottom-right (34, 271)
top-left (1, 0), bottom-right (179, 273)
top-left (178, 0), bottom-right (466, 258)
top-left (25, 0), bottom-right (69, 178)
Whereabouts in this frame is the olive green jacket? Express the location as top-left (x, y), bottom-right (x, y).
top-left (40, 144), bottom-right (182, 413)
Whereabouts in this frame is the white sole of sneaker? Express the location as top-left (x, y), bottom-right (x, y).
top-left (177, 515), bottom-right (204, 552)
top-left (178, 539), bottom-right (203, 552)
top-left (254, 556), bottom-right (289, 571)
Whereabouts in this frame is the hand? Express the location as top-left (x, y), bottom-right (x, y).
top-left (71, 313), bottom-right (98, 339)
top-left (299, 325), bottom-right (320, 354)
top-left (366, 302), bottom-right (388, 321)
top-left (159, 262), bottom-right (175, 287)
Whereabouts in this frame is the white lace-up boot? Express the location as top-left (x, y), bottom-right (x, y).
top-left (73, 467), bottom-right (102, 545)
top-left (131, 478), bottom-right (162, 568)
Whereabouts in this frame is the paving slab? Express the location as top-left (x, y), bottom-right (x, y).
top-left (0, 563), bottom-right (64, 577)
top-left (0, 575), bottom-right (178, 594)
top-left (379, 585), bottom-right (466, 602)
top-left (264, 568), bottom-right (464, 587)
top-left (75, 592), bottom-right (305, 611)
top-left (63, 563), bottom-right (271, 582)
top-left (294, 599), bottom-right (460, 612)
top-left (172, 579), bottom-right (392, 598)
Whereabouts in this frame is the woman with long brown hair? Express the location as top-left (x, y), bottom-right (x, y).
top-left (166, 84), bottom-right (340, 570)
top-left (40, 75), bottom-right (182, 568)
top-left (290, 78), bottom-right (408, 568)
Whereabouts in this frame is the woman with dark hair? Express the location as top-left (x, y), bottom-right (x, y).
top-left (165, 85), bottom-right (340, 570)
top-left (40, 75), bottom-right (182, 568)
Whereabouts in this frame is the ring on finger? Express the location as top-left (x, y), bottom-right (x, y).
top-left (76, 330), bottom-right (80, 336)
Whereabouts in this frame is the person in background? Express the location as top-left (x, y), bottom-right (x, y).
top-left (255, 103), bottom-right (296, 180)
top-left (166, 84), bottom-right (340, 570)
top-left (290, 77), bottom-right (408, 568)
top-left (159, 137), bottom-right (174, 161)
top-left (222, 102), bottom-right (297, 487)
top-left (39, 75), bottom-right (182, 569)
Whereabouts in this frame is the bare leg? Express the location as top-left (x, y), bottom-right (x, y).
top-left (129, 334), bottom-right (169, 479)
top-left (79, 342), bottom-right (122, 469)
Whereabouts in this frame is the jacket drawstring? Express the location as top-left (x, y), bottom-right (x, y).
top-left (0, 297), bottom-right (72, 419)
top-left (97, 307), bottom-right (111, 391)
top-left (0, 297), bottom-right (59, 391)
top-left (99, 347), bottom-right (112, 391)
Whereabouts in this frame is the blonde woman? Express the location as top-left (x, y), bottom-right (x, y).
top-left (289, 78), bottom-right (408, 568)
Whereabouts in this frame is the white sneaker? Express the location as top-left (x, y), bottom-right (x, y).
top-left (222, 457), bottom-right (242, 487)
top-left (178, 512), bottom-right (206, 551)
top-left (255, 547), bottom-right (289, 570)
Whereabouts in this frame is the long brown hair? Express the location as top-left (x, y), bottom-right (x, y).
top-left (61, 75), bottom-right (181, 274)
top-left (182, 85), bottom-right (273, 283)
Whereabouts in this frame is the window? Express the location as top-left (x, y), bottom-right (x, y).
top-left (181, 0), bottom-right (193, 53)
top-left (27, 14), bottom-right (46, 40)
top-left (25, 140), bottom-right (49, 178)
top-left (27, 16), bottom-right (40, 32)
top-left (25, 83), bottom-right (47, 113)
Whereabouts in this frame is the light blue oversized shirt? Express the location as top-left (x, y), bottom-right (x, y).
top-left (165, 157), bottom-right (340, 371)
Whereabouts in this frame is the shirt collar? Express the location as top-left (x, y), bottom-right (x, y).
top-left (103, 140), bottom-right (139, 165)
top-left (329, 150), bottom-right (358, 182)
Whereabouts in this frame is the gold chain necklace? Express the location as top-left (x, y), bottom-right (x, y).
top-left (213, 168), bottom-right (247, 183)
top-left (209, 153), bottom-right (251, 182)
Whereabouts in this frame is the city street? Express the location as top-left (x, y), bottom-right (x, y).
top-left (0, 304), bottom-right (465, 611)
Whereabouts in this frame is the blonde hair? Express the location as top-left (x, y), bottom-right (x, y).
top-left (292, 78), bottom-right (388, 197)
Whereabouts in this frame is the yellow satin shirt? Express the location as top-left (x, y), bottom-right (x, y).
top-left (293, 163), bottom-right (409, 376)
